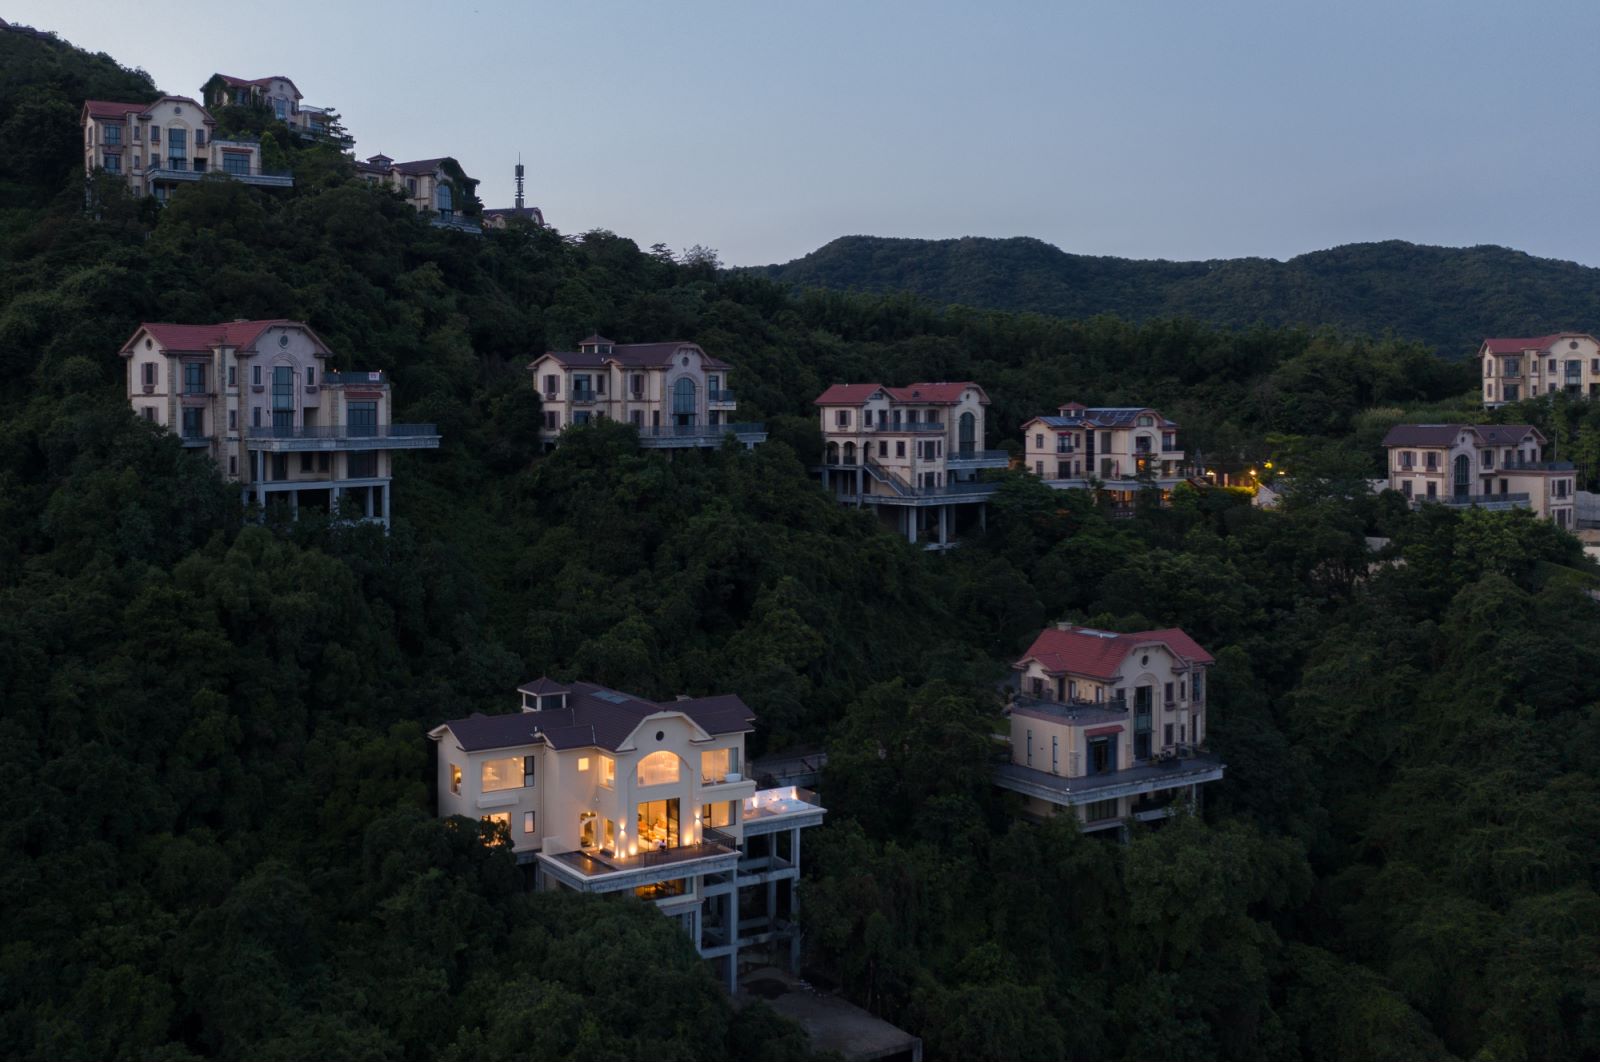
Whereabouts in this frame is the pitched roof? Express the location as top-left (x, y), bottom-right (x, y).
top-left (1027, 406), bottom-right (1176, 430)
top-left (83, 99), bottom-right (146, 120)
top-left (1479, 334), bottom-right (1585, 355)
top-left (390, 158), bottom-right (477, 186)
top-left (1381, 423), bottom-right (1544, 448)
top-left (436, 679), bottom-right (756, 753)
top-left (214, 74), bottom-right (302, 96)
top-left (532, 341), bottom-right (731, 371)
top-left (120, 319), bottom-right (330, 355)
top-left (814, 381), bottom-right (988, 406)
top-left (1015, 624), bottom-right (1214, 680)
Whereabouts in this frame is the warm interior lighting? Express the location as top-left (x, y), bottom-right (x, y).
top-left (480, 756), bottom-right (523, 792)
top-left (636, 750), bottom-right (680, 786)
top-left (577, 756), bottom-right (590, 771)
top-left (598, 755), bottom-right (616, 787)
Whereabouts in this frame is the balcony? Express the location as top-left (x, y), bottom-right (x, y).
top-left (148, 160), bottom-right (294, 188)
top-left (859, 420), bottom-right (945, 433)
top-left (1499, 459), bottom-right (1575, 472)
top-left (994, 753), bottom-right (1225, 807)
top-left (427, 212), bottom-right (483, 235)
top-left (537, 837), bottom-right (741, 895)
top-left (1413, 492), bottom-right (1531, 511)
top-left (708, 389), bottom-right (737, 404)
top-left (741, 786), bottom-right (828, 836)
top-left (947, 448), bottom-right (1010, 470)
top-left (179, 434), bottom-right (212, 448)
top-left (570, 391), bottom-right (599, 405)
top-left (244, 423), bottom-right (441, 452)
top-left (636, 421), bottom-right (767, 449)
top-left (323, 371), bottom-right (387, 387)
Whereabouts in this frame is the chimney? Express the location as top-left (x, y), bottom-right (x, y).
top-left (1055, 620), bottom-right (1075, 632)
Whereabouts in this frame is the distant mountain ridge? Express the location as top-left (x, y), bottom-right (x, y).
top-left (753, 235), bottom-right (1600, 355)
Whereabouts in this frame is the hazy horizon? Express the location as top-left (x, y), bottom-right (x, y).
top-left (13, 0), bottom-right (1600, 268)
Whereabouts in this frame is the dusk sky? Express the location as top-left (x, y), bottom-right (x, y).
top-left (17, 0), bottom-right (1600, 267)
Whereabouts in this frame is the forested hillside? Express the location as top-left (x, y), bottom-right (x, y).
top-left (2, 25), bottom-right (1598, 1062)
top-left (756, 235), bottom-right (1600, 356)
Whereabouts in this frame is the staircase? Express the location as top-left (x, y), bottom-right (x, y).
top-left (863, 454), bottom-right (913, 497)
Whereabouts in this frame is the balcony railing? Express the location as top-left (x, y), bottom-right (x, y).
top-left (949, 448), bottom-right (1010, 463)
top-left (1413, 492), bottom-right (1531, 510)
top-left (246, 423), bottom-right (437, 440)
top-left (861, 421), bottom-right (945, 433)
top-left (570, 391), bottom-right (600, 404)
top-left (636, 421), bottom-right (765, 440)
top-left (323, 371), bottom-right (386, 386)
top-left (709, 389), bottom-right (736, 403)
top-left (1498, 459), bottom-right (1575, 471)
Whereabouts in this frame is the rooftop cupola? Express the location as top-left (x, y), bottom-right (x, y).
top-left (577, 334), bottom-right (614, 356)
top-left (516, 677), bottom-right (570, 712)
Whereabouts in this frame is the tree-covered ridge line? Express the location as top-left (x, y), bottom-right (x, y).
top-left (2, 24), bottom-right (1598, 1062)
top-left (752, 234), bottom-right (1600, 358)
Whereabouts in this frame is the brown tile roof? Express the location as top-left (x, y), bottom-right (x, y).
top-left (1016, 624), bottom-right (1214, 681)
top-left (1381, 424), bottom-right (1544, 448)
top-left (437, 679), bottom-right (755, 753)
top-left (532, 341), bottom-right (731, 371)
top-left (814, 381), bottom-right (989, 406)
top-left (83, 99), bottom-right (146, 120)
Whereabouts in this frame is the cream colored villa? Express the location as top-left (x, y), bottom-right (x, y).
top-left (1022, 403), bottom-right (1187, 508)
top-left (815, 381), bottom-right (1009, 547)
top-left (82, 96), bottom-right (293, 200)
top-left (200, 73), bottom-right (342, 141)
top-left (355, 154), bottom-right (481, 232)
top-left (1479, 333), bottom-right (1600, 407)
top-left (121, 319), bottom-right (441, 527)
top-left (530, 335), bottom-right (765, 449)
top-left (1381, 423), bottom-right (1576, 527)
top-left (430, 678), bottom-right (826, 989)
top-left (995, 623), bottom-right (1223, 835)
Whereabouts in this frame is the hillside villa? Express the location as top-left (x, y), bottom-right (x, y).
top-left (815, 381), bottom-right (1009, 548)
top-left (121, 319), bottom-right (440, 527)
top-left (996, 623), bottom-right (1224, 835)
top-left (355, 154), bottom-right (481, 233)
top-left (1479, 333), bottom-right (1600, 407)
top-left (200, 73), bottom-right (346, 144)
top-left (430, 678), bottom-right (825, 989)
top-left (529, 336), bottom-right (764, 450)
top-left (1381, 423), bottom-right (1575, 528)
top-left (82, 95), bottom-right (293, 200)
top-left (1021, 403), bottom-right (1187, 510)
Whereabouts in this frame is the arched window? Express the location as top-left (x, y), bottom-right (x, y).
top-left (437, 182), bottom-right (453, 213)
top-left (1453, 454), bottom-right (1471, 498)
top-left (637, 751), bottom-right (680, 787)
top-left (958, 412), bottom-right (976, 457)
top-left (843, 441), bottom-right (857, 465)
top-left (826, 441), bottom-right (840, 465)
top-left (672, 376), bottom-right (696, 416)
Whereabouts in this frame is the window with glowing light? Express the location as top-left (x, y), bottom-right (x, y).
top-left (701, 800), bottom-right (736, 828)
top-left (449, 763), bottom-right (461, 795)
top-left (598, 755), bottom-right (616, 788)
top-left (637, 750), bottom-right (680, 787)
top-left (700, 747), bottom-right (739, 784)
top-left (481, 756), bottom-right (524, 792)
top-left (577, 756), bottom-right (591, 771)
top-left (481, 811), bottom-right (510, 835)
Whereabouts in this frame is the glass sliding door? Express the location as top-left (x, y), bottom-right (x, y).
top-left (636, 798), bottom-right (680, 851)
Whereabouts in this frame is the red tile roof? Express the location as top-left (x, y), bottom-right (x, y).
top-left (814, 381), bottom-right (988, 406)
top-left (1016, 624), bottom-right (1214, 680)
top-left (83, 99), bottom-right (147, 120)
top-left (119, 319), bottom-right (329, 355)
top-left (1479, 333), bottom-right (1596, 355)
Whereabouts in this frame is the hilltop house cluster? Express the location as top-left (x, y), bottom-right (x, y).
top-left (1369, 331), bottom-right (1598, 528)
top-left (82, 69), bottom-right (544, 230)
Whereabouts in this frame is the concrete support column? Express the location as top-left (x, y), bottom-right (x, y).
top-left (939, 504), bottom-right (949, 544)
top-left (727, 886), bottom-right (740, 992)
top-left (289, 489), bottom-right (299, 520)
top-left (980, 503), bottom-right (987, 531)
top-left (333, 485), bottom-right (343, 519)
top-left (364, 486), bottom-right (374, 520)
top-left (908, 509), bottom-right (918, 545)
top-left (381, 483), bottom-right (391, 528)
top-left (789, 826), bottom-right (803, 972)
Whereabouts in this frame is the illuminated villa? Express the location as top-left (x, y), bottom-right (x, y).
top-left (996, 623), bottom-right (1224, 835)
top-left (1020, 402), bottom-right (1187, 511)
top-left (429, 678), bottom-right (825, 988)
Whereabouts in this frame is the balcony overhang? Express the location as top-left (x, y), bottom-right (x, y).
top-left (244, 426), bottom-right (441, 453)
top-left (538, 844), bottom-right (740, 894)
top-left (994, 756), bottom-right (1225, 806)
